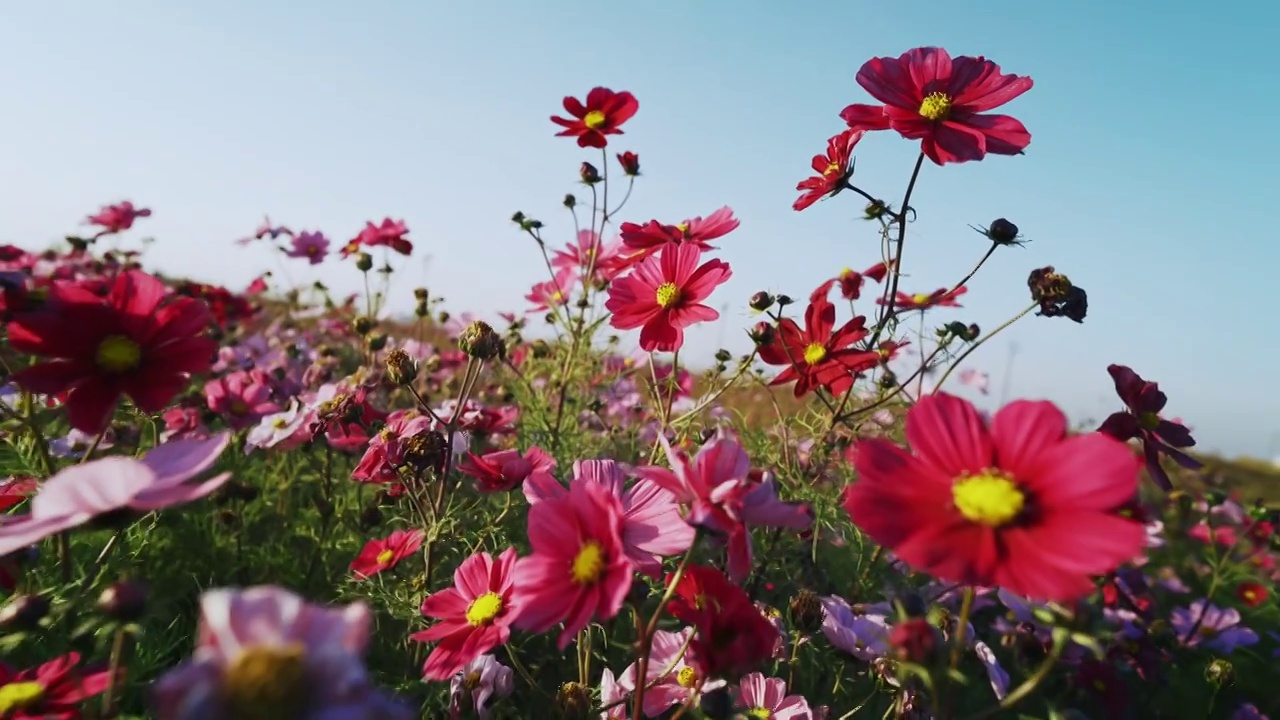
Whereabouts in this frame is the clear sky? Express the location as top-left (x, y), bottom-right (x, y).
top-left (2, 1), bottom-right (1278, 459)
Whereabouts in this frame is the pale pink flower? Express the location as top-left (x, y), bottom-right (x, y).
top-left (634, 429), bottom-right (813, 583)
top-left (150, 585), bottom-right (412, 720)
top-left (598, 667), bottom-right (629, 719)
top-left (0, 434), bottom-right (232, 557)
top-left (734, 672), bottom-right (813, 719)
top-left (525, 268), bottom-right (577, 313)
top-left (244, 401), bottom-right (311, 453)
top-left (618, 628), bottom-right (726, 716)
top-left (448, 654), bottom-right (513, 720)
top-left (205, 369), bottom-right (279, 429)
top-left (958, 368), bottom-right (990, 395)
top-left (286, 230), bottom-right (330, 264)
top-left (523, 459), bottom-right (695, 577)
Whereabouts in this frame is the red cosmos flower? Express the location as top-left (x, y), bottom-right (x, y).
top-left (458, 446), bottom-right (556, 493)
top-left (341, 218), bottom-right (412, 257)
top-left (811, 261), bottom-right (893, 303)
top-left (350, 528), bottom-right (425, 580)
top-left (7, 271), bottom-right (217, 434)
top-left (1097, 364), bottom-right (1202, 492)
top-left (550, 87), bottom-right (639, 148)
top-left (840, 47), bottom-right (1034, 165)
top-left (605, 242), bottom-right (731, 353)
top-left (757, 298), bottom-right (881, 398)
top-left (793, 129), bottom-right (865, 211)
top-left (666, 566), bottom-right (778, 679)
top-left (510, 481), bottom-right (633, 649)
top-left (843, 393), bottom-right (1146, 601)
top-left (85, 201), bottom-right (151, 236)
top-left (413, 547), bottom-right (521, 681)
top-left (0, 652), bottom-right (111, 719)
top-left (616, 151), bottom-right (641, 176)
top-left (0, 477), bottom-right (36, 513)
top-left (618, 206), bottom-right (740, 265)
top-left (1236, 581), bottom-right (1268, 608)
top-left (880, 285), bottom-right (967, 311)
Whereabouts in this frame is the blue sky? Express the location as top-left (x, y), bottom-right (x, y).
top-left (2, 1), bottom-right (1277, 459)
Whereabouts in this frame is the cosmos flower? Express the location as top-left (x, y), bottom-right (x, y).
top-left (1097, 364), bottom-right (1202, 492)
top-left (285, 230), bottom-right (330, 264)
top-left (350, 529), bottom-right (425, 580)
top-left (550, 87), bottom-right (639, 148)
top-left (413, 548), bottom-right (521, 681)
top-left (0, 652), bottom-right (111, 720)
top-left (793, 129), bottom-right (864, 211)
top-left (605, 242), bottom-right (731, 353)
top-left (757, 297), bottom-right (881, 398)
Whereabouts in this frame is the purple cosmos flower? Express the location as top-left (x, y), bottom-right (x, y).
top-left (1171, 600), bottom-right (1259, 653)
top-left (1097, 364), bottom-right (1201, 491)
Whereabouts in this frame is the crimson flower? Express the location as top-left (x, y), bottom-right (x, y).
top-left (793, 129), bottom-right (864, 211)
top-left (1236, 582), bottom-right (1268, 608)
top-left (457, 446), bottom-right (556, 493)
top-left (843, 393), bottom-right (1145, 601)
top-left (667, 566), bottom-right (778, 679)
top-left (880, 285), bottom-right (967, 311)
top-left (7, 271), bottom-right (217, 433)
top-left (85, 201), bottom-right (151, 236)
top-left (413, 547), bottom-right (521, 680)
top-left (342, 218), bottom-right (412, 257)
top-left (605, 242), bottom-right (731, 353)
top-left (550, 87), bottom-right (639, 148)
top-left (0, 652), bottom-right (111, 719)
top-left (616, 151), bottom-right (641, 176)
top-left (618, 206), bottom-right (740, 264)
top-left (757, 298), bottom-right (880, 398)
top-left (1096, 365), bottom-right (1201, 492)
top-left (840, 47), bottom-right (1034, 165)
top-left (350, 529), bottom-right (425, 580)
top-left (811, 261), bottom-right (892, 303)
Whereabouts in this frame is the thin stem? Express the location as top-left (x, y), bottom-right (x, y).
top-left (931, 302), bottom-right (1037, 393)
top-left (870, 152), bottom-right (927, 347)
top-left (632, 537), bottom-right (698, 720)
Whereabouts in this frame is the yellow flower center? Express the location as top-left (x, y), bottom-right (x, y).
top-left (1138, 412), bottom-right (1160, 431)
top-left (748, 709), bottom-right (773, 720)
top-left (223, 644), bottom-right (309, 720)
top-left (803, 342), bottom-right (827, 365)
top-left (918, 92), bottom-right (953, 121)
top-left (675, 222), bottom-right (690, 236)
top-left (952, 472), bottom-right (1025, 527)
top-left (0, 681), bottom-right (45, 715)
top-left (571, 541), bottom-right (605, 585)
top-left (463, 671), bottom-right (482, 690)
top-left (1198, 625), bottom-right (1218, 638)
top-left (824, 161), bottom-right (841, 176)
top-left (376, 549), bottom-right (395, 565)
top-left (465, 592), bottom-right (505, 626)
top-left (95, 334), bottom-right (142, 373)
top-left (231, 400), bottom-right (250, 416)
top-left (583, 110), bottom-right (607, 129)
top-left (655, 282), bottom-right (681, 309)
top-left (676, 666), bottom-right (698, 688)
top-left (272, 418), bottom-right (290, 429)
top-left (911, 293), bottom-right (931, 305)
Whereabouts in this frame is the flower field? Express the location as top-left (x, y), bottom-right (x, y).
top-left (1, 46), bottom-right (1278, 720)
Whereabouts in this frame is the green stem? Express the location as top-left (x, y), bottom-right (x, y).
top-left (931, 302), bottom-right (1038, 394)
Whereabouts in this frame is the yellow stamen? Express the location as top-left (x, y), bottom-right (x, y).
top-left (747, 708), bottom-right (773, 720)
top-left (223, 644), bottom-right (308, 720)
top-left (824, 161), bottom-right (841, 176)
top-left (571, 541), bottom-right (605, 584)
top-left (655, 282), bottom-right (680, 309)
top-left (911, 293), bottom-right (931, 305)
top-left (952, 472), bottom-right (1025, 527)
top-left (918, 92), bottom-right (952, 121)
top-left (803, 342), bottom-right (827, 365)
top-left (376, 549), bottom-right (395, 565)
top-left (465, 592), bottom-right (504, 626)
top-left (95, 335), bottom-right (142, 373)
top-left (676, 666), bottom-right (698, 688)
top-left (0, 681), bottom-right (45, 715)
top-left (583, 110), bottom-right (606, 129)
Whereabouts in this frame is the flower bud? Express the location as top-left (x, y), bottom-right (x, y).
top-left (367, 334), bottom-right (388, 352)
top-left (579, 162), bottom-right (601, 185)
top-left (749, 321), bottom-right (775, 347)
top-left (616, 151), bottom-right (641, 177)
top-left (0, 594), bottom-right (50, 630)
top-left (97, 579), bottom-right (149, 622)
top-left (413, 287), bottom-right (429, 301)
top-left (351, 316), bottom-right (376, 336)
top-left (355, 252), bottom-right (373, 272)
top-left (403, 430), bottom-right (448, 471)
top-left (554, 681), bottom-right (592, 719)
top-left (714, 349), bottom-right (732, 363)
top-left (864, 200), bottom-right (889, 220)
top-left (748, 291), bottom-right (774, 312)
top-left (562, 193), bottom-right (576, 209)
top-left (987, 218), bottom-right (1022, 245)
top-left (775, 294), bottom-right (794, 307)
top-left (1205, 658), bottom-right (1234, 688)
top-left (458, 321), bottom-right (505, 361)
top-left (788, 589), bottom-right (824, 635)
top-left (384, 349), bottom-right (418, 386)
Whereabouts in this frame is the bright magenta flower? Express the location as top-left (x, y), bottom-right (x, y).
top-left (618, 206), bottom-right (740, 264)
top-left (85, 201), bottom-right (151, 236)
top-left (605, 242), bottom-right (731, 353)
top-left (841, 47), bottom-right (1033, 165)
top-left (510, 481), bottom-right (633, 649)
top-left (0, 652), bottom-right (111, 719)
top-left (413, 548), bottom-right (521, 681)
top-left (793, 129), bottom-right (864, 211)
top-left (879, 285), bottom-right (967, 311)
top-left (550, 87), bottom-right (639, 148)
top-left (842, 394), bottom-right (1145, 601)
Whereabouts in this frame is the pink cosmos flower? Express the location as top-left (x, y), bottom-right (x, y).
top-left (448, 654), bottom-right (513, 720)
top-left (86, 201), bottom-right (151, 236)
top-left (458, 446), bottom-right (556, 493)
top-left (958, 368), bottom-right (990, 395)
top-left (237, 215), bottom-right (294, 244)
top-left (551, 229), bottom-right (628, 283)
top-left (286, 230), bottom-right (330, 265)
top-left (605, 242), bottom-right (732, 353)
top-left (598, 667), bottom-right (629, 720)
top-left (351, 410), bottom-right (434, 483)
top-left (0, 433), bottom-right (232, 557)
top-left (635, 429), bottom-right (813, 583)
top-left (205, 369), bottom-right (279, 430)
top-left (618, 628), bottom-right (727, 716)
top-left (618, 206), bottom-right (741, 264)
top-left (525, 268), bottom-right (576, 313)
top-left (734, 673), bottom-right (813, 720)
top-left (150, 586), bottom-right (412, 720)
top-left (511, 481), bottom-right (633, 649)
top-left (523, 459), bottom-right (695, 577)
top-left (244, 401), bottom-right (311, 453)
top-left (343, 217), bottom-right (411, 257)
top-left (0, 652), bottom-right (112, 720)
top-left (413, 548), bottom-right (521, 680)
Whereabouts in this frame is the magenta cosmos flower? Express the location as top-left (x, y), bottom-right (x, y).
top-left (635, 429), bottom-right (813, 584)
top-left (523, 458), bottom-right (695, 577)
top-left (840, 46), bottom-right (1033, 165)
top-left (843, 394), bottom-right (1146, 601)
top-left (510, 480), bottom-right (633, 649)
top-left (605, 242), bottom-right (731, 353)
top-left (151, 586), bottom-right (413, 720)
top-left (0, 433), bottom-right (232, 557)
top-left (412, 547), bottom-right (521, 681)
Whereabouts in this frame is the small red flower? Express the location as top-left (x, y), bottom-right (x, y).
top-left (551, 87), bottom-right (639, 148)
top-left (85, 201), bottom-right (151, 237)
top-left (810, 260), bottom-right (893, 303)
top-left (793, 129), bottom-right (864, 211)
top-left (0, 652), bottom-right (111, 720)
top-left (879, 285), bottom-right (967, 311)
top-left (605, 242), bottom-right (731, 353)
top-left (412, 547), bottom-right (521, 680)
top-left (350, 529), bottom-right (425, 580)
top-left (666, 566), bottom-right (777, 679)
top-left (843, 394), bottom-right (1145, 601)
top-left (7, 271), bottom-right (217, 433)
top-left (1097, 365), bottom-right (1201, 492)
top-left (616, 151), bottom-right (641, 176)
top-left (458, 446), bottom-right (556, 493)
top-left (0, 477), bottom-right (36, 513)
top-left (840, 47), bottom-right (1034, 165)
top-left (1236, 581), bottom-right (1269, 608)
top-left (341, 218), bottom-right (412, 257)
top-left (757, 298), bottom-right (881, 398)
